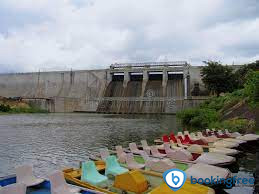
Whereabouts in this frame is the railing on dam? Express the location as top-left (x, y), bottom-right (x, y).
top-left (93, 97), bottom-right (182, 101)
top-left (110, 61), bottom-right (188, 69)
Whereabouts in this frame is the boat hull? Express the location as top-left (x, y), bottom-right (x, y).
top-left (64, 165), bottom-right (214, 194)
top-left (131, 155), bottom-right (234, 189)
top-left (0, 174), bottom-right (94, 194)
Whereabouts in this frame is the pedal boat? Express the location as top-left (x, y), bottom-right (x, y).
top-left (204, 129), bottom-right (258, 151)
top-left (0, 174), bottom-right (94, 194)
top-left (63, 160), bottom-right (215, 194)
top-left (99, 147), bottom-right (232, 189)
top-left (135, 140), bottom-right (236, 167)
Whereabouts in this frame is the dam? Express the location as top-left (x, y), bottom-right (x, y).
top-left (0, 62), bottom-right (207, 113)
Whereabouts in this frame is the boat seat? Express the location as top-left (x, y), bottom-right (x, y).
top-left (129, 142), bottom-right (145, 155)
top-left (116, 145), bottom-right (127, 163)
top-left (169, 133), bottom-right (177, 143)
top-left (176, 138), bottom-right (189, 148)
top-left (187, 144), bottom-right (204, 154)
top-left (126, 153), bottom-right (145, 170)
top-left (105, 155), bottom-right (128, 176)
top-left (164, 143), bottom-right (193, 161)
top-left (197, 131), bottom-right (216, 143)
top-left (100, 148), bottom-right (110, 161)
top-left (190, 132), bottom-right (199, 140)
top-left (49, 170), bottom-right (81, 194)
top-left (140, 151), bottom-right (159, 163)
top-left (214, 131), bottom-right (230, 138)
top-left (150, 146), bottom-right (167, 158)
top-left (140, 152), bottom-right (176, 173)
top-left (81, 161), bottom-right (108, 188)
top-left (141, 140), bottom-right (151, 154)
top-left (177, 132), bottom-right (184, 139)
top-left (185, 133), bottom-right (208, 145)
top-left (0, 183), bottom-right (26, 194)
top-left (15, 164), bottom-right (44, 187)
top-left (162, 135), bottom-right (170, 143)
top-left (178, 136), bottom-right (189, 144)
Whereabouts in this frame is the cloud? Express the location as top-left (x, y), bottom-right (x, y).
top-left (0, 0), bottom-right (258, 73)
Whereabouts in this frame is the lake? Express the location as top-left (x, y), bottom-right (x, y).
top-left (0, 113), bottom-right (256, 193)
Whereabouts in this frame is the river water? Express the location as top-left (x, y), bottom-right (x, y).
top-left (0, 113), bottom-right (256, 193)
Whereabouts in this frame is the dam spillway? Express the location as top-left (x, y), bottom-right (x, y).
top-left (97, 62), bottom-right (191, 113)
top-left (0, 62), bottom-right (208, 113)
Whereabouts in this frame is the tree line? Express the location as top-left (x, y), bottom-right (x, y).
top-left (201, 60), bottom-right (259, 96)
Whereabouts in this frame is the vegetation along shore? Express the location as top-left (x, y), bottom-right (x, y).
top-left (0, 96), bottom-right (47, 114)
top-left (177, 60), bottom-right (259, 134)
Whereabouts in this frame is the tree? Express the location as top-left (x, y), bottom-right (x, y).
top-left (201, 61), bottom-right (238, 96)
top-left (235, 60), bottom-right (259, 88)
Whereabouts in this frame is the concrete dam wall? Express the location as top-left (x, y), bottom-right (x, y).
top-left (0, 70), bottom-right (109, 112)
top-left (0, 62), bottom-right (208, 113)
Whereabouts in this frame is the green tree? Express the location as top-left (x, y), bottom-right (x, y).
top-left (235, 60), bottom-right (259, 88)
top-left (201, 61), bottom-right (238, 96)
top-left (243, 71), bottom-right (259, 107)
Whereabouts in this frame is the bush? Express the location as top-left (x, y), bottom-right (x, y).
top-left (235, 60), bottom-right (259, 88)
top-left (200, 90), bottom-right (244, 114)
top-left (177, 66), bottom-right (258, 133)
top-left (0, 104), bottom-right (11, 112)
top-left (243, 71), bottom-right (259, 107)
top-left (177, 108), bottom-right (219, 129)
top-left (209, 118), bottom-right (255, 134)
top-left (10, 107), bottom-right (48, 113)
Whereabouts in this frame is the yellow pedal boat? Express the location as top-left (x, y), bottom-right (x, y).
top-left (63, 160), bottom-right (214, 194)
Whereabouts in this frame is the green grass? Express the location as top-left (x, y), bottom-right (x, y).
top-left (0, 106), bottom-right (48, 114)
top-left (9, 107), bottom-right (48, 113)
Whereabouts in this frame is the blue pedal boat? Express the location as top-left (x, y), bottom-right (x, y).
top-left (0, 174), bottom-right (97, 194)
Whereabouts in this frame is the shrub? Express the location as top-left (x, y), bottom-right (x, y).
top-left (0, 104), bottom-right (11, 112)
top-left (177, 108), bottom-right (219, 129)
top-left (10, 107), bottom-right (48, 113)
top-left (243, 71), bottom-right (259, 107)
top-left (177, 72), bottom-right (257, 132)
top-left (209, 118), bottom-right (255, 134)
top-left (235, 60), bottom-right (259, 88)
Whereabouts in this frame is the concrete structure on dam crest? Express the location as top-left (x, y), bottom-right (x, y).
top-left (0, 62), bottom-right (208, 113)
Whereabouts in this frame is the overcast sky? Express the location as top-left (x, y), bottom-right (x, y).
top-left (0, 0), bottom-right (258, 73)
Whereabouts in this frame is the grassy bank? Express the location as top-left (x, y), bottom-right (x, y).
top-left (177, 71), bottom-right (258, 133)
top-left (0, 99), bottom-right (48, 114)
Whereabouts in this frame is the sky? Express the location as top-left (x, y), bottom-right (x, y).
top-left (0, 0), bottom-right (258, 73)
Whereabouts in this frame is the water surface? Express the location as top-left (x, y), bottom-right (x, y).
top-left (0, 113), bottom-right (256, 193)
top-left (0, 113), bottom-right (176, 177)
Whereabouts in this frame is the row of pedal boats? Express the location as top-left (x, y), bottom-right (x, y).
top-left (0, 129), bottom-right (258, 194)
